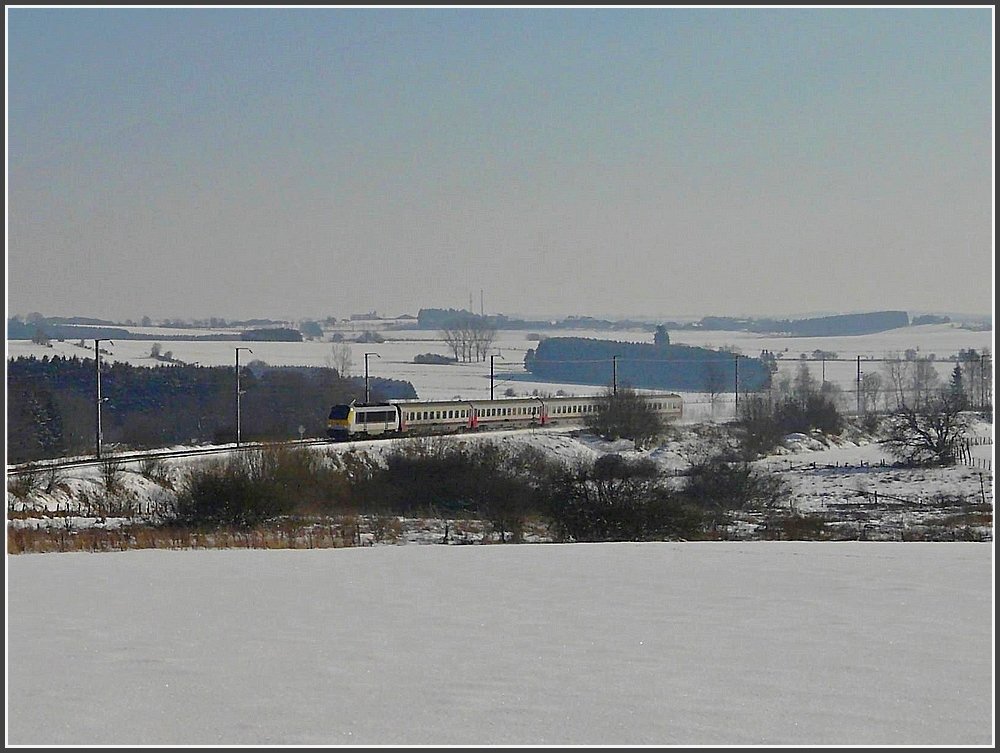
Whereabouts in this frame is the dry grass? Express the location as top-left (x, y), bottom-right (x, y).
top-left (7, 519), bottom-right (361, 555)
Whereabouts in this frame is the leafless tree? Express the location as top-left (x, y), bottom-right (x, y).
top-left (881, 390), bottom-right (972, 465)
top-left (441, 314), bottom-right (497, 363)
top-left (908, 356), bottom-right (940, 409)
top-left (326, 342), bottom-right (354, 377)
top-left (882, 350), bottom-right (940, 410)
top-left (859, 371), bottom-right (882, 415)
top-left (701, 362), bottom-right (728, 418)
top-left (957, 348), bottom-right (993, 409)
top-left (792, 362), bottom-right (818, 407)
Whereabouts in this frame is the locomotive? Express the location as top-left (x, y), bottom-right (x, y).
top-left (327, 393), bottom-right (683, 440)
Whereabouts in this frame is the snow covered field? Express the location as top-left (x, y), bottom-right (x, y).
top-left (8, 322), bottom-right (993, 415)
top-left (6, 542), bottom-right (993, 746)
top-left (6, 325), bottom-right (995, 746)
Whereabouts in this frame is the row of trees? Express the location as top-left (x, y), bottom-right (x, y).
top-left (520, 372), bottom-right (978, 469)
top-left (6, 355), bottom-right (416, 463)
top-left (859, 349), bottom-right (992, 414)
top-left (736, 358), bottom-right (983, 466)
top-left (440, 313), bottom-right (498, 363)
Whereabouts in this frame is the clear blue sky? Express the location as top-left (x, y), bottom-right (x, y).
top-left (6, 6), bottom-right (994, 322)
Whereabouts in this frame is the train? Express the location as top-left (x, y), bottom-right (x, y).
top-left (327, 393), bottom-right (683, 440)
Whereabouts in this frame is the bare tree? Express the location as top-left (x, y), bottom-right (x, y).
top-left (701, 362), bottom-right (728, 418)
top-left (908, 356), bottom-right (940, 409)
top-left (791, 362), bottom-right (818, 407)
top-left (859, 371), bottom-right (882, 415)
top-left (326, 342), bottom-right (354, 377)
top-left (881, 390), bottom-right (972, 465)
top-left (441, 313), bottom-right (497, 363)
top-left (957, 348), bottom-right (993, 409)
top-left (881, 352), bottom-right (910, 410)
top-left (471, 318), bottom-right (498, 362)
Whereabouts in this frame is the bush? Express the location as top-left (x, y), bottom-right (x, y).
top-left (680, 454), bottom-right (788, 529)
top-left (413, 353), bottom-right (457, 365)
top-left (7, 467), bottom-right (41, 499)
top-left (170, 445), bottom-right (341, 528)
top-left (584, 386), bottom-right (664, 449)
top-left (541, 454), bottom-right (702, 541)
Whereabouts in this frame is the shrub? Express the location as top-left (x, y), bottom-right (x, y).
top-left (413, 353), bottom-right (457, 365)
top-left (139, 456), bottom-right (173, 488)
top-left (584, 386), bottom-right (664, 449)
top-left (170, 447), bottom-right (310, 528)
top-left (7, 467), bottom-right (41, 499)
top-left (100, 456), bottom-right (126, 495)
top-left (541, 454), bottom-right (702, 542)
top-left (680, 454), bottom-right (788, 529)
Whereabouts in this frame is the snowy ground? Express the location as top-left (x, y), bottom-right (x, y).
top-left (8, 322), bottom-right (993, 417)
top-left (6, 325), bottom-right (995, 744)
top-left (7, 418), bottom-right (994, 543)
top-left (5, 542), bottom-right (993, 746)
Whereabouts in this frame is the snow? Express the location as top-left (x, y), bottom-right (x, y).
top-left (6, 323), bottom-right (995, 745)
top-left (6, 543), bottom-right (993, 745)
top-left (9, 322), bottom-right (992, 410)
top-left (8, 418), bottom-right (994, 527)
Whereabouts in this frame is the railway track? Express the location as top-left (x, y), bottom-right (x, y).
top-left (5, 438), bottom-right (337, 475)
top-left (5, 424), bottom-right (580, 476)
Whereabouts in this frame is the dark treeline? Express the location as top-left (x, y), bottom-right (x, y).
top-left (6, 355), bottom-right (416, 463)
top-left (524, 337), bottom-right (772, 392)
top-left (697, 310), bottom-right (910, 336)
top-left (7, 318), bottom-right (304, 342)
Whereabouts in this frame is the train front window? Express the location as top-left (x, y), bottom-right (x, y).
top-left (329, 405), bottom-right (351, 420)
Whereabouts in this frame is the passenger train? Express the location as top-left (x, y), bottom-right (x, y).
top-left (327, 393), bottom-right (683, 440)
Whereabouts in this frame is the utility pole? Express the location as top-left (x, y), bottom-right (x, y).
top-left (734, 353), bottom-right (739, 415)
top-left (94, 339), bottom-right (113, 459)
top-left (490, 352), bottom-right (505, 400)
top-left (235, 346), bottom-right (253, 446)
top-left (612, 354), bottom-right (620, 395)
top-left (981, 353), bottom-right (987, 409)
top-left (856, 355), bottom-right (862, 416)
top-left (364, 352), bottom-right (380, 404)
